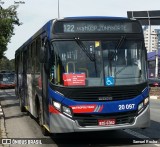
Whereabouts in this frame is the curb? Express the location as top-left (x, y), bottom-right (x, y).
top-left (0, 106), bottom-right (3, 116)
top-left (0, 104), bottom-right (9, 147)
top-left (0, 116), bottom-right (7, 138)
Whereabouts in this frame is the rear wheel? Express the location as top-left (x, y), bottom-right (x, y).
top-left (19, 91), bottom-right (26, 112)
top-left (41, 125), bottom-right (50, 136)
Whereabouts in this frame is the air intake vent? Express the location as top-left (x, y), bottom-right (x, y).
top-left (75, 111), bottom-right (136, 126)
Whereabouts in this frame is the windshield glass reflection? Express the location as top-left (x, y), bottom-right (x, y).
top-left (51, 40), bottom-right (146, 87)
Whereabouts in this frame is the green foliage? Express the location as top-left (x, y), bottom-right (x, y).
top-left (0, 5), bottom-right (21, 59)
top-left (0, 57), bottom-right (15, 71)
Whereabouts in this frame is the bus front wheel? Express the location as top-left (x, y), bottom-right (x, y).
top-left (19, 92), bottom-right (26, 112)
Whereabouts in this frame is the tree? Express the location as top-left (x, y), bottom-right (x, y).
top-left (0, 56), bottom-right (15, 71)
top-left (0, 5), bottom-right (21, 59)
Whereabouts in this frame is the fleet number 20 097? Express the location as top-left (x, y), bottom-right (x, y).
top-left (118, 104), bottom-right (135, 110)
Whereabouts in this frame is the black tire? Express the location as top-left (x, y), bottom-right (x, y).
top-left (41, 125), bottom-right (50, 136)
top-left (19, 93), bottom-right (26, 112)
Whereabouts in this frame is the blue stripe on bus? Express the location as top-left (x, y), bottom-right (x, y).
top-left (48, 86), bottom-right (65, 102)
top-left (48, 86), bottom-right (149, 114)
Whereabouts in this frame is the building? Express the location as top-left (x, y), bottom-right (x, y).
top-left (155, 29), bottom-right (160, 50)
top-left (144, 28), bottom-right (160, 78)
top-left (143, 27), bottom-right (160, 52)
top-left (148, 50), bottom-right (160, 78)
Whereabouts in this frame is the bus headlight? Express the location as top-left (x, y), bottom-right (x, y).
top-left (144, 97), bottom-right (149, 105)
top-left (138, 102), bottom-right (143, 111)
top-left (62, 106), bottom-right (72, 118)
top-left (53, 101), bottom-right (72, 118)
top-left (138, 97), bottom-right (149, 113)
top-left (53, 101), bottom-right (61, 111)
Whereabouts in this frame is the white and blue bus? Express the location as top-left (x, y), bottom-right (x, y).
top-left (15, 17), bottom-right (150, 135)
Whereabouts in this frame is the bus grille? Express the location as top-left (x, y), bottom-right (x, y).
top-left (74, 111), bottom-right (136, 126)
top-left (50, 82), bottom-right (147, 102)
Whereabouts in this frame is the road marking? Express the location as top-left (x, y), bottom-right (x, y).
top-left (124, 129), bottom-right (160, 146)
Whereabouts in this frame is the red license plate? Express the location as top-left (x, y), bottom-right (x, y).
top-left (98, 119), bottom-right (116, 126)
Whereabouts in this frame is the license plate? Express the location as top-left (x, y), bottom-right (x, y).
top-left (98, 119), bottom-right (116, 126)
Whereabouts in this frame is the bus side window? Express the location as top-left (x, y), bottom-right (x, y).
top-left (27, 46), bottom-right (32, 74)
top-left (49, 46), bottom-right (56, 83)
top-left (26, 47), bottom-right (29, 73)
top-left (35, 38), bottom-right (41, 73)
top-left (31, 41), bottom-right (36, 73)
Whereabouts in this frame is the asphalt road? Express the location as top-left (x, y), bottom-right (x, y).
top-left (0, 89), bottom-right (160, 147)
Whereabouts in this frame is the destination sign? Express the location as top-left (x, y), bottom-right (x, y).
top-left (53, 20), bottom-right (141, 34)
top-left (64, 22), bottom-right (132, 33)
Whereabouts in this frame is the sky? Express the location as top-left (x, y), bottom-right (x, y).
top-left (1, 0), bottom-right (160, 59)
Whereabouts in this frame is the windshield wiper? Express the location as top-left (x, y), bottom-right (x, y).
top-left (74, 38), bottom-right (95, 61)
top-left (115, 35), bottom-right (126, 50)
top-left (106, 36), bottom-right (126, 77)
top-left (114, 35), bottom-right (126, 76)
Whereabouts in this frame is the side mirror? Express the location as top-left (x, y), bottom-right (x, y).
top-left (39, 46), bottom-right (47, 63)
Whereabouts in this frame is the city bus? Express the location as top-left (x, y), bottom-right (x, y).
top-left (0, 71), bottom-right (15, 89)
top-left (15, 16), bottom-right (150, 135)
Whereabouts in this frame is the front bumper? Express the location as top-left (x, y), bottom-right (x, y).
top-left (49, 105), bottom-right (150, 133)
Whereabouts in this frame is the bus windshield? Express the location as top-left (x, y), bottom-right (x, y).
top-left (51, 40), bottom-right (146, 87)
top-left (0, 73), bottom-right (15, 83)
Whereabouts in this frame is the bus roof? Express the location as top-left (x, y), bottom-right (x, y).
top-left (15, 16), bottom-right (137, 55)
top-left (63, 16), bottom-right (127, 20)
